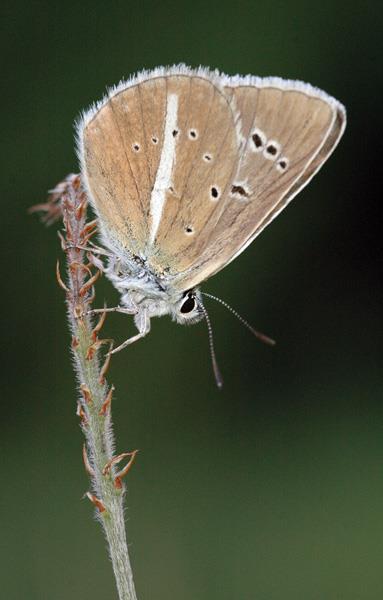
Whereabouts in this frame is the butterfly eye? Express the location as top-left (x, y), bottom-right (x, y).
top-left (180, 295), bottom-right (196, 314)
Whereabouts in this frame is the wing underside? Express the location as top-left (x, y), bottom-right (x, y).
top-left (77, 66), bottom-right (346, 291)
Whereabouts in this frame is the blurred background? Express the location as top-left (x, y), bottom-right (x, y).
top-left (2, 1), bottom-right (382, 598)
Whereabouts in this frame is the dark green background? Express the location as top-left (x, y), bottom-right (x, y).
top-left (2, 1), bottom-right (382, 598)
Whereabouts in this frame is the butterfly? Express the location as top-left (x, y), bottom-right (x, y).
top-left (76, 64), bottom-right (346, 385)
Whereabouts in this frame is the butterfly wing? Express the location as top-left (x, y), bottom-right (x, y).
top-left (171, 77), bottom-right (346, 291)
top-left (77, 67), bottom-right (346, 292)
top-left (78, 72), bottom-right (168, 257)
top-left (77, 68), bottom-right (239, 270)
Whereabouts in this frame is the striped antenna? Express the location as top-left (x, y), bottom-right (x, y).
top-left (202, 292), bottom-right (276, 346)
top-left (199, 301), bottom-right (223, 389)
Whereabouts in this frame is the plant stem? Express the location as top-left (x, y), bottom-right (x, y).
top-left (53, 175), bottom-right (138, 600)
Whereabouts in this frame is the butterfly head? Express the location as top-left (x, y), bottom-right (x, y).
top-left (171, 289), bottom-right (204, 325)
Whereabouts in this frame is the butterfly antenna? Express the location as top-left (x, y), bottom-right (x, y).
top-left (202, 292), bottom-right (276, 347)
top-left (199, 302), bottom-right (224, 389)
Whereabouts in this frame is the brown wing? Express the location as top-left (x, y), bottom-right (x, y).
top-left (150, 76), bottom-right (240, 275)
top-left (172, 79), bottom-right (346, 291)
top-left (78, 67), bottom-right (346, 291)
top-left (78, 69), bottom-right (239, 270)
top-left (79, 74), bottom-right (168, 257)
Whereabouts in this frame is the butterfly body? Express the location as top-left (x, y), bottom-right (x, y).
top-left (104, 250), bottom-right (203, 327)
top-left (76, 65), bottom-right (346, 352)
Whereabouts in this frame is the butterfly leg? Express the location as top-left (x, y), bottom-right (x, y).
top-left (89, 292), bottom-right (139, 316)
top-left (110, 309), bottom-right (151, 354)
top-left (66, 242), bottom-right (112, 257)
top-left (88, 306), bottom-right (138, 316)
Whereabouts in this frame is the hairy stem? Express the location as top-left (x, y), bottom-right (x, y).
top-left (52, 176), bottom-right (138, 600)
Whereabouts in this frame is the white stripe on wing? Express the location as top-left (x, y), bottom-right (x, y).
top-left (149, 93), bottom-right (178, 245)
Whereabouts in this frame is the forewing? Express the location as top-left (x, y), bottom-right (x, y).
top-left (173, 80), bottom-right (346, 291)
